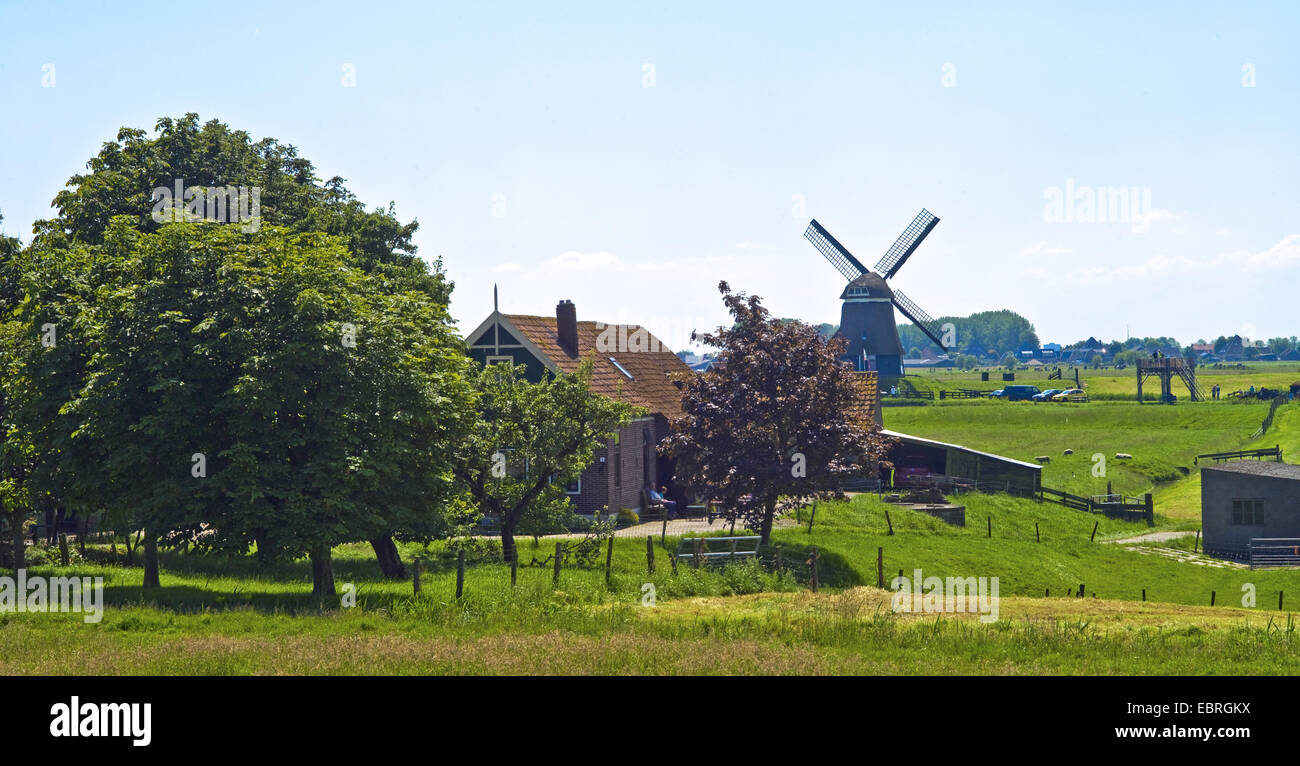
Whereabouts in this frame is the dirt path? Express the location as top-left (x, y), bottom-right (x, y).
top-left (1105, 530), bottom-right (1196, 545)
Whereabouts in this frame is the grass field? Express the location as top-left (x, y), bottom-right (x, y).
top-left (902, 361), bottom-right (1300, 401)
top-left (884, 399), bottom-right (1270, 503)
top-left (5, 384), bottom-right (1298, 675)
top-left (5, 493), bottom-right (1300, 674)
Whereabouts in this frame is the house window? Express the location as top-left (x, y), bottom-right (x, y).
top-left (1232, 498), bottom-right (1264, 525)
top-left (548, 473), bottom-right (581, 495)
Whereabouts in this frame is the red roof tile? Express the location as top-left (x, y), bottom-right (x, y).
top-left (503, 315), bottom-right (692, 416)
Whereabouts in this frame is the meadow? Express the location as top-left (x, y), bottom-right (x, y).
top-left (4, 491), bottom-right (1300, 675)
top-left (902, 360), bottom-right (1300, 401)
top-left (4, 385), bottom-right (1298, 675)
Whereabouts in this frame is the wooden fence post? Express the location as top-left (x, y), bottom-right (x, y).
top-left (1210, 590), bottom-right (1216, 606)
top-left (1194, 529), bottom-right (1200, 553)
top-left (646, 535), bottom-right (655, 574)
top-left (1090, 522), bottom-right (1099, 542)
top-left (1078, 583), bottom-right (1085, 598)
top-left (455, 549), bottom-right (465, 599)
top-left (1142, 588), bottom-right (1146, 602)
top-left (553, 541), bottom-right (562, 585)
top-left (1035, 522), bottom-right (1040, 542)
top-left (987, 516), bottom-right (992, 538)
top-left (661, 513), bottom-right (668, 545)
top-left (412, 557), bottom-right (422, 596)
top-left (510, 548), bottom-right (518, 587)
top-left (885, 511), bottom-right (894, 536)
top-left (605, 537), bottom-right (614, 584)
top-left (810, 547), bottom-right (819, 592)
top-left (876, 546), bottom-right (884, 589)
top-left (1280, 591), bottom-right (1284, 611)
top-left (1144, 493), bottom-right (1154, 527)
top-left (807, 503), bottom-right (816, 534)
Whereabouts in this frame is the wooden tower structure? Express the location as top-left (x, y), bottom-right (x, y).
top-left (1137, 357), bottom-right (1203, 403)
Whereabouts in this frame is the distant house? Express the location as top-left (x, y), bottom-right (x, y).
top-left (465, 299), bottom-right (691, 515)
top-left (1201, 461), bottom-right (1300, 562)
top-left (1282, 349), bottom-right (1300, 362)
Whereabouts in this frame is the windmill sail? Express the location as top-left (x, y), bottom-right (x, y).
top-left (805, 220), bottom-right (868, 282)
top-left (891, 289), bottom-right (949, 351)
top-left (874, 209), bottom-right (939, 279)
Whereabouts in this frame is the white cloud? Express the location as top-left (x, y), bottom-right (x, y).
top-left (538, 250), bottom-right (625, 271)
top-left (1062, 234), bottom-right (1300, 284)
top-left (1019, 241), bottom-right (1072, 257)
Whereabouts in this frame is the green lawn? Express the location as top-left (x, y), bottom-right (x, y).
top-left (902, 361), bottom-right (1300, 401)
top-left (884, 399), bottom-right (1271, 501)
top-left (5, 493), bottom-right (1300, 674)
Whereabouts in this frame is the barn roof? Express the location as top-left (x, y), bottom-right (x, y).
top-left (1202, 461), bottom-right (1300, 480)
top-left (500, 314), bottom-right (691, 417)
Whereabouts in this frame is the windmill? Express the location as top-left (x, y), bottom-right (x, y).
top-left (804, 209), bottom-right (949, 379)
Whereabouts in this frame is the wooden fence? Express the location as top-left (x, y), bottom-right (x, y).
top-left (1038, 487), bottom-right (1154, 525)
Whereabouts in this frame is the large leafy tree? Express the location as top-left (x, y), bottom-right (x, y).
top-left (450, 361), bottom-right (636, 565)
top-left (662, 282), bottom-right (895, 544)
top-left (46, 220), bottom-right (473, 594)
top-left (12, 115), bottom-right (462, 585)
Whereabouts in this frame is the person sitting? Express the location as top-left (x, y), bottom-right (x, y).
top-left (648, 486), bottom-right (678, 518)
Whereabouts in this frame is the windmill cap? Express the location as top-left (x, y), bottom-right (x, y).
top-left (840, 271), bottom-right (894, 300)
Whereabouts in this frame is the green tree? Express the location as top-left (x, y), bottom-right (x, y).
top-left (450, 360), bottom-right (636, 565)
top-left (13, 116), bottom-right (464, 587)
top-left (663, 282), bottom-right (894, 545)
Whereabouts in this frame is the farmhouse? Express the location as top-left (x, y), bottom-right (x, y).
top-left (1200, 461), bottom-right (1300, 563)
top-left (465, 298), bottom-right (692, 515)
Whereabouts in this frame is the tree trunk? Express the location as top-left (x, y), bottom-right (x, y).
top-left (9, 511), bottom-right (23, 573)
top-left (500, 522), bottom-right (517, 566)
top-left (142, 532), bottom-right (160, 588)
top-left (369, 535), bottom-right (407, 579)
top-left (310, 545), bottom-right (336, 596)
top-left (759, 503), bottom-right (776, 545)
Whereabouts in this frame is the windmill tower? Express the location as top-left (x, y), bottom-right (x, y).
top-left (804, 209), bottom-right (950, 379)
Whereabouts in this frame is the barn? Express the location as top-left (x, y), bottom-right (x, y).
top-left (880, 429), bottom-right (1042, 495)
top-left (1201, 461), bottom-right (1300, 564)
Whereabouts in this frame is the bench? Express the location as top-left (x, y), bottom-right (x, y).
top-left (641, 489), bottom-right (668, 521)
top-left (674, 536), bottom-right (761, 567)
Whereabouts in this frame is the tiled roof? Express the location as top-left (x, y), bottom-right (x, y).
top-left (846, 371), bottom-right (880, 426)
top-left (503, 314), bottom-right (691, 417)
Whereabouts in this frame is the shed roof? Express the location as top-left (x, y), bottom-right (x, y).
top-left (1202, 461), bottom-right (1300, 480)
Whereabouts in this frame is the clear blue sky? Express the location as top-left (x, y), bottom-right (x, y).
top-left (1, 1), bottom-right (1296, 352)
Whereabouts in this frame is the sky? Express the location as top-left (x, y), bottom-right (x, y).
top-left (1, 1), bottom-right (1296, 353)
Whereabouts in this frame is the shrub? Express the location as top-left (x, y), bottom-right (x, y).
top-left (617, 509), bottom-right (639, 527)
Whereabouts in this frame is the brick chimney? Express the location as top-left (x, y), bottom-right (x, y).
top-left (556, 300), bottom-right (578, 355)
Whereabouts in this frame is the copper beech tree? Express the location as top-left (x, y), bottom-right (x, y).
top-left (662, 282), bottom-right (895, 544)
